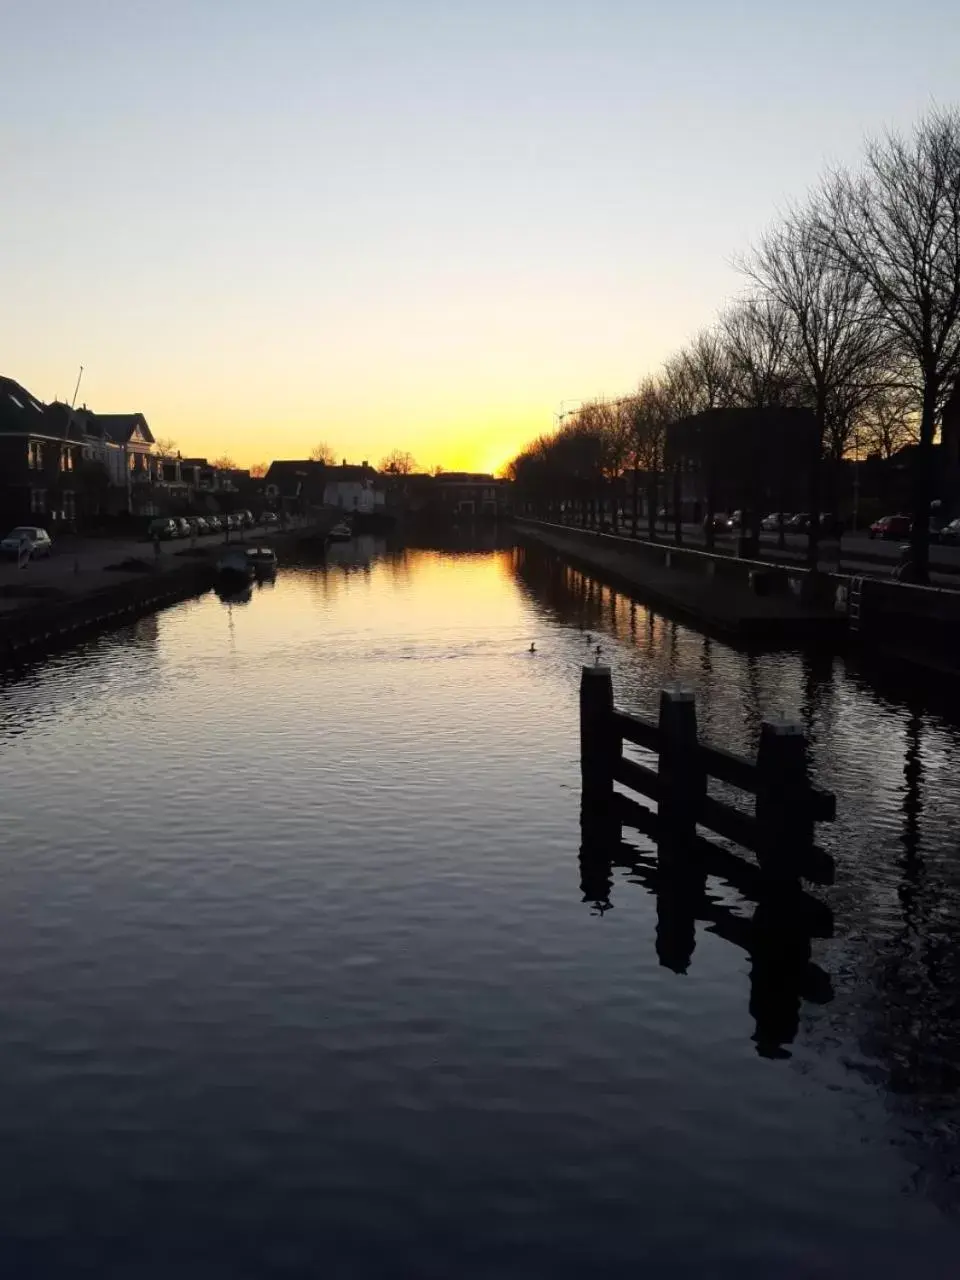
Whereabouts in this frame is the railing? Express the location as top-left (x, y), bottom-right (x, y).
top-left (580, 665), bottom-right (836, 886)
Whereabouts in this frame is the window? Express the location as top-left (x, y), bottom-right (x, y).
top-left (27, 441), bottom-right (43, 470)
top-left (62, 492), bottom-right (76, 520)
top-left (30, 489), bottom-right (46, 514)
top-left (60, 448), bottom-right (74, 472)
top-left (128, 452), bottom-right (136, 471)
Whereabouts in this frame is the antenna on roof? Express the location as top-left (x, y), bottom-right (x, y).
top-left (70, 365), bottom-right (84, 409)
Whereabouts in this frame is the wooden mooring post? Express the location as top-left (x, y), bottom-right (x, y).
top-left (579, 665), bottom-right (836, 887)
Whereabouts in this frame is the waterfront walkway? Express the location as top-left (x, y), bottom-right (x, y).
top-left (517, 522), bottom-right (844, 644)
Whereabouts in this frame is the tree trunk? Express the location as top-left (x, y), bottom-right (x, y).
top-left (673, 466), bottom-right (682, 544)
top-left (632, 465), bottom-right (640, 537)
top-left (647, 470), bottom-right (658, 541)
top-left (807, 397), bottom-right (825, 569)
top-left (910, 381), bottom-right (938, 583)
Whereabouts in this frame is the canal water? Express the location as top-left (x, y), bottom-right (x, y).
top-left (1, 534), bottom-right (958, 1276)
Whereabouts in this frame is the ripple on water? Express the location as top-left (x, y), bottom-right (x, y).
top-left (0, 541), bottom-right (958, 1274)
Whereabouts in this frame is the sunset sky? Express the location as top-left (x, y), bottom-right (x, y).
top-left (2, 1), bottom-right (957, 473)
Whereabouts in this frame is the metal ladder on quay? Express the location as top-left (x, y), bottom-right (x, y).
top-left (848, 576), bottom-right (864, 633)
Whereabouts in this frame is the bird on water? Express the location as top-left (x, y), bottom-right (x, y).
top-left (529, 642), bottom-right (537, 653)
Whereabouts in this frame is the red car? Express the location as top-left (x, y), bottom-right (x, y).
top-left (869, 514), bottom-right (911, 540)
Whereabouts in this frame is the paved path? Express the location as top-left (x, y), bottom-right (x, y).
top-left (0, 522), bottom-right (301, 610)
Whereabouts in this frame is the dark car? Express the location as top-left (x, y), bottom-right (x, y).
top-left (173, 518), bottom-right (192, 538)
top-left (261, 511), bottom-right (280, 528)
top-left (206, 515), bottom-right (222, 533)
top-left (869, 514), bottom-right (911, 540)
top-left (939, 518), bottom-right (960, 546)
top-left (787, 512), bottom-right (812, 532)
top-left (188, 516), bottom-right (210, 536)
top-left (147, 518), bottom-right (178, 541)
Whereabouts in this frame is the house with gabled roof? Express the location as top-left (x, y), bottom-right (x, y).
top-left (0, 376), bottom-right (84, 528)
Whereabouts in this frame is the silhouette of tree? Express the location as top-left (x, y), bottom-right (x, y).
top-left (213, 454), bottom-right (237, 471)
top-left (744, 207), bottom-right (888, 560)
top-left (309, 441), bottom-right (336, 464)
top-left (379, 449), bottom-right (417, 474)
top-left (821, 107), bottom-right (960, 581)
top-left (249, 462), bottom-right (268, 478)
top-left (153, 437), bottom-right (178, 457)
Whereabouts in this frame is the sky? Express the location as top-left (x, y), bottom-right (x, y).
top-left (2, 1), bottom-right (959, 474)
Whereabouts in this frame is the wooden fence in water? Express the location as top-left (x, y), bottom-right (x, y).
top-left (578, 665), bottom-right (838, 1057)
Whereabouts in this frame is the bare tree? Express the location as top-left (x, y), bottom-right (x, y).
top-left (745, 207), bottom-right (887, 561)
top-left (857, 381), bottom-right (921, 460)
top-left (309, 441), bottom-right (336, 464)
top-left (212, 454), bottom-right (238, 471)
top-left (679, 327), bottom-right (732, 412)
top-left (153, 436), bottom-right (178, 457)
top-left (821, 107), bottom-right (960, 580)
top-left (721, 296), bottom-right (799, 410)
top-left (627, 377), bottom-right (669, 539)
top-left (249, 462), bottom-right (268, 479)
top-left (379, 449), bottom-right (417, 475)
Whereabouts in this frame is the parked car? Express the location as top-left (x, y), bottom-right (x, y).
top-left (726, 510), bottom-right (743, 529)
top-left (147, 517), bottom-right (178, 541)
top-left (785, 512), bottom-right (812, 532)
top-left (187, 516), bottom-right (209, 536)
top-left (702, 512), bottom-right (730, 533)
top-left (173, 518), bottom-right (192, 538)
top-left (206, 515), bottom-right (222, 533)
top-left (261, 511), bottom-right (280, 528)
top-left (237, 509), bottom-right (255, 528)
top-left (939, 518), bottom-right (960, 546)
top-left (761, 512), bottom-right (789, 531)
top-left (226, 514), bottom-right (241, 530)
top-left (869, 514), bottom-right (911, 540)
top-left (1, 525), bottom-right (53, 558)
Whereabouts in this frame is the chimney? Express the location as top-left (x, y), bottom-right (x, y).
top-left (342, 458), bottom-right (347, 467)
top-left (362, 460), bottom-right (368, 468)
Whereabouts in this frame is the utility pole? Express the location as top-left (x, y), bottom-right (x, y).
top-left (71, 365), bottom-right (84, 409)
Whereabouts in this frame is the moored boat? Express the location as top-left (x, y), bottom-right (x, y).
top-left (246, 546), bottom-right (278, 577)
top-left (216, 548), bottom-right (255, 584)
top-left (327, 521), bottom-right (352, 542)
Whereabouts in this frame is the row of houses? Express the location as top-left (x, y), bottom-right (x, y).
top-left (0, 374), bottom-right (249, 530)
top-left (262, 460), bottom-right (512, 521)
top-left (0, 373), bottom-right (514, 532)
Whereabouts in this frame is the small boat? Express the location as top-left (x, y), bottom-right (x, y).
top-left (327, 521), bottom-right (352, 542)
top-left (246, 546), bottom-right (278, 578)
top-left (216, 548), bottom-right (255, 584)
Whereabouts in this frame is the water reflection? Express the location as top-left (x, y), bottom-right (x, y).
top-left (579, 809), bottom-right (834, 1060)
top-left (518, 539), bottom-right (960, 1200)
top-left (0, 536), bottom-right (959, 1266)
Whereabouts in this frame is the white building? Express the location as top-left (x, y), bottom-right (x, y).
top-left (322, 462), bottom-right (385, 515)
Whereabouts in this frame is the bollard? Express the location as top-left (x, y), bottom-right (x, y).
top-left (657, 685), bottom-right (703, 854)
top-left (755, 718), bottom-right (812, 880)
top-left (580, 664), bottom-right (618, 819)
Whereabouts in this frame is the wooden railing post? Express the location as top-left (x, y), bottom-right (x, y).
top-left (580, 664), bottom-right (618, 819)
top-left (657, 685), bottom-right (704, 853)
top-left (755, 718), bottom-right (813, 881)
